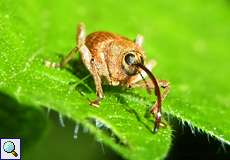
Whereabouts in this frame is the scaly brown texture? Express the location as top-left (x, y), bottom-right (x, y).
top-left (85, 32), bottom-right (144, 85)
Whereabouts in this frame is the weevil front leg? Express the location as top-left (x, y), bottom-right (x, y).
top-left (127, 56), bottom-right (170, 115)
top-left (77, 23), bottom-right (104, 107)
top-left (88, 60), bottom-right (104, 107)
top-left (150, 80), bottom-right (170, 132)
top-left (129, 78), bottom-right (170, 132)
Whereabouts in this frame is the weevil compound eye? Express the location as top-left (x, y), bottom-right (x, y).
top-left (125, 53), bottom-right (136, 65)
top-left (123, 52), bottom-right (138, 75)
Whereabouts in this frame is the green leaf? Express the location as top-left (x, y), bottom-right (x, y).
top-left (0, 0), bottom-right (229, 159)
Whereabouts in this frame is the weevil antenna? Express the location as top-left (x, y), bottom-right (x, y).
top-left (135, 63), bottom-right (162, 132)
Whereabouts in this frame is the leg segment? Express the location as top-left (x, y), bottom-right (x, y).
top-left (129, 78), bottom-right (170, 132)
top-left (88, 60), bottom-right (104, 107)
top-left (135, 34), bottom-right (144, 47)
top-left (77, 22), bottom-right (86, 47)
top-left (56, 23), bottom-right (86, 67)
top-left (59, 47), bottom-right (78, 67)
top-left (77, 23), bottom-right (104, 107)
top-left (151, 80), bottom-right (170, 132)
top-left (79, 46), bottom-right (104, 107)
top-left (150, 80), bottom-right (170, 112)
top-left (44, 23), bottom-right (86, 68)
top-left (129, 79), bottom-right (170, 103)
top-left (44, 47), bottom-right (78, 68)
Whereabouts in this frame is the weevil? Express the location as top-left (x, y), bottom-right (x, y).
top-left (45, 23), bottom-right (170, 132)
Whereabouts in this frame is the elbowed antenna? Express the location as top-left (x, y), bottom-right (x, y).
top-left (135, 63), bottom-right (162, 132)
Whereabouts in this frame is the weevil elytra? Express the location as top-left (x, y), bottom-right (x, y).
top-left (45, 23), bottom-right (170, 132)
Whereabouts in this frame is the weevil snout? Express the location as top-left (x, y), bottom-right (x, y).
top-left (122, 51), bottom-right (163, 132)
top-left (135, 63), bottom-right (162, 132)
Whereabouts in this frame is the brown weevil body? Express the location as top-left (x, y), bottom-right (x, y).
top-left (45, 23), bottom-right (170, 132)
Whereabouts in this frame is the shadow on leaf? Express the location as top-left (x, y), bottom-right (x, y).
top-left (0, 92), bottom-right (47, 150)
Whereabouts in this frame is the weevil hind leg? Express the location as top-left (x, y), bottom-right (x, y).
top-left (77, 24), bottom-right (104, 107)
top-left (77, 22), bottom-right (86, 46)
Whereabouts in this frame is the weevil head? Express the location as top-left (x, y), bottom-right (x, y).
top-left (122, 50), bottom-right (144, 75)
top-left (105, 38), bottom-right (145, 85)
